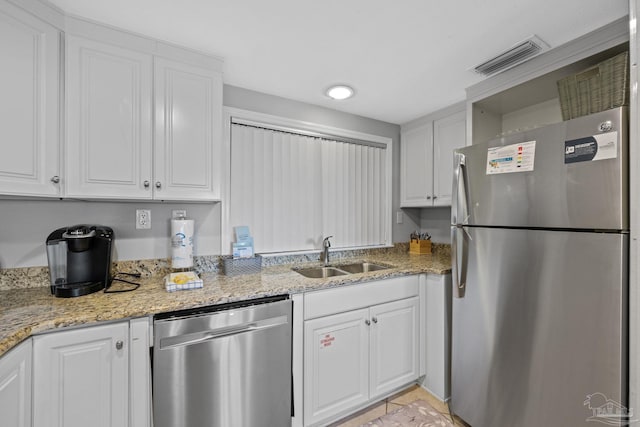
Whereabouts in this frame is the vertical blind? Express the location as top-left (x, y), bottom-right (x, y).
top-left (230, 122), bottom-right (387, 253)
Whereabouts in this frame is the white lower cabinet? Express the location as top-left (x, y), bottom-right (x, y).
top-left (33, 322), bottom-right (130, 427)
top-left (303, 276), bottom-right (420, 426)
top-left (0, 339), bottom-right (32, 427)
top-left (370, 297), bottom-right (420, 399)
top-left (304, 308), bottom-right (370, 425)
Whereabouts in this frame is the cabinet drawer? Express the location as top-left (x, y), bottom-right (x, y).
top-left (304, 275), bottom-right (419, 320)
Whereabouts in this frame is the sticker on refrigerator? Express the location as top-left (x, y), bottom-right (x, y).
top-left (564, 131), bottom-right (617, 164)
top-left (486, 140), bottom-right (536, 175)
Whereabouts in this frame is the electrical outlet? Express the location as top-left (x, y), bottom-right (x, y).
top-left (172, 209), bottom-right (187, 219)
top-left (136, 209), bottom-right (151, 229)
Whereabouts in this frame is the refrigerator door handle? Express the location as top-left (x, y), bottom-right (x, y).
top-left (452, 151), bottom-right (469, 298)
top-left (452, 224), bottom-right (469, 298)
top-left (451, 152), bottom-right (469, 225)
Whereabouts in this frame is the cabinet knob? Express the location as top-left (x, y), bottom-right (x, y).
top-left (433, 195), bottom-right (438, 200)
top-left (372, 317), bottom-right (378, 324)
top-left (115, 340), bottom-right (124, 350)
top-left (143, 180), bottom-right (150, 188)
top-left (365, 319), bottom-right (371, 326)
top-left (426, 195), bottom-right (432, 200)
top-left (50, 175), bottom-right (60, 184)
top-left (155, 181), bottom-right (162, 189)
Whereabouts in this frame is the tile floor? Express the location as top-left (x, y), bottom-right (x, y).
top-left (329, 384), bottom-right (470, 427)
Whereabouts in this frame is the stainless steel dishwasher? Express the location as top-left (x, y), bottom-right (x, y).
top-left (153, 295), bottom-right (292, 427)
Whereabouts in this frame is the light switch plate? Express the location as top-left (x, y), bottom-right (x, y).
top-left (172, 209), bottom-right (187, 219)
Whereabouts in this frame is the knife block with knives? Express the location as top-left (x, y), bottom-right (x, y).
top-left (409, 231), bottom-right (432, 254)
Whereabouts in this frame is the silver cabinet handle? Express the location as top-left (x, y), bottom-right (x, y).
top-left (155, 181), bottom-right (161, 189)
top-left (143, 180), bottom-right (150, 188)
top-left (372, 317), bottom-right (378, 323)
top-left (115, 340), bottom-right (124, 350)
top-left (365, 319), bottom-right (371, 326)
top-left (50, 176), bottom-right (60, 184)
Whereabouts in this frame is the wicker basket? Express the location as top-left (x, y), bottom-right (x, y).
top-left (557, 51), bottom-right (629, 120)
top-left (221, 255), bottom-right (262, 276)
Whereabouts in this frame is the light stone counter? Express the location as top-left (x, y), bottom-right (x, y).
top-left (0, 245), bottom-right (451, 357)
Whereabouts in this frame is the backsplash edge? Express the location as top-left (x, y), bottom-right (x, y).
top-left (0, 243), bottom-right (450, 291)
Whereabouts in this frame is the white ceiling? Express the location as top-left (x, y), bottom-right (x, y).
top-left (47, 0), bottom-right (628, 125)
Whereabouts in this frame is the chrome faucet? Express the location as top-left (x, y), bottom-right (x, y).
top-left (322, 236), bottom-right (333, 266)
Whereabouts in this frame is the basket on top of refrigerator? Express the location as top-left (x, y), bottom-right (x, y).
top-left (556, 51), bottom-right (629, 121)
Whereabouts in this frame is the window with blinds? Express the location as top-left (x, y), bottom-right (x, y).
top-left (230, 121), bottom-right (388, 253)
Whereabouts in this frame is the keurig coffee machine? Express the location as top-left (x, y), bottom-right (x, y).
top-left (46, 225), bottom-right (114, 297)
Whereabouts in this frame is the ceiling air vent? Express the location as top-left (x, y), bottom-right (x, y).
top-left (473, 36), bottom-right (549, 76)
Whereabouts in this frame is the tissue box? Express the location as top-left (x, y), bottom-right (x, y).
top-left (165, 271), bottom-right (203, 292)
top-left (409, 239), bottom-right (432, 254)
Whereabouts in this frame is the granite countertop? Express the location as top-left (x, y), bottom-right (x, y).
top-left (0, 248), bottom-right (451, 358)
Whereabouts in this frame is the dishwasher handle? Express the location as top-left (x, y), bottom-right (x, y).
top-left (158, 315), bottom-right (288, 350)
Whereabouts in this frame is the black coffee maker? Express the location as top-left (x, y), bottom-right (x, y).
top-left (46, 225), bottom-right (114, 298)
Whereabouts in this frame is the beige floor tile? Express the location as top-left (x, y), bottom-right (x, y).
top-left (385, 402), bottom-right (404, 413)
top-left (332, 383), bottom-right (458, 426)
top-left (329, 402), bottom-right (386, 427)
top-left (387, 384), bottom-right (427, 405)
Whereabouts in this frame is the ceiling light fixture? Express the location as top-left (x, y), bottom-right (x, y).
top-left (326, 85), bottom-right (354, 100)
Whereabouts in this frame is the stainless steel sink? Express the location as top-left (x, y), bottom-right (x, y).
top-left (293, 266), bottom-right (348, 278)
top-left (293, 262), bottom-right (390, 278)
top-left (337, 262), bottom-right (390, 274)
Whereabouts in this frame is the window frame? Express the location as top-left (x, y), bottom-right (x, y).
top-left (221, 107), bottom-right (393, 256)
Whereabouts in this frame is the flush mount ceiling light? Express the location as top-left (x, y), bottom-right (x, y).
top-left (326, 85), bottom-right (354, 100)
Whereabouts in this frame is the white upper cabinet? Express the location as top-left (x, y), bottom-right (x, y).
top-left (65, 35), bottom-right (153, 199)
top-left (400, 106), bottom-right (466, 207)
top-left (0, 1), bottom-right (60, 197)
top-left (154, 57), bottom-right (222, 200)
top-left (432, 110), bottom-right (466, 206)
top-left (400, 123), bottom-right (433, 207)
top-left (64, 17), bottom-right (223, 201)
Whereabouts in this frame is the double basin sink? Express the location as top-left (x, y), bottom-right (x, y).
top-left (293, 262), bottom-right (390, 279)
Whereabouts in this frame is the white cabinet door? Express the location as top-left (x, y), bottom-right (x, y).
top-left (400, 123), bottom-right (433, 207)
top-left (420, 274), bottom-right (452, 401)
top-left (304, 308), bottom-right (369, 426)
top-left (0, 339), bottom-right (32, 427)
top-left (0, 2), bottom-right (60, 197)
top-left (33, 322), bottom-right (129, 427)
top-left (370, 296), bottom-right (419, 399)
top-left (433, 110), bottom-right (466, 206)
top-left (154, 57), bottom-right (222, 201)
top-left (65, 35), bottom-right (153, 199)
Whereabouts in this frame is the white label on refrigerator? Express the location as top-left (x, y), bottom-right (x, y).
top-left (564, 131), bottom-right (617, 164)
top-left (486, 141), bottom-right (536, 175)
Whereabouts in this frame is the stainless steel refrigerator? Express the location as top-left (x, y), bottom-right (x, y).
top-left (450, 107), bottom-right (628, 427)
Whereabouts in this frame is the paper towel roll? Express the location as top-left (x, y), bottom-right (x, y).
top-left (171, 219), bottom-right (194, 269)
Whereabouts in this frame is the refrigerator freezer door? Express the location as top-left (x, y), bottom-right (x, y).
top-left (451, 227), bottom-right (627, 427)
top-left (453, 107), bottom-right (627, 230)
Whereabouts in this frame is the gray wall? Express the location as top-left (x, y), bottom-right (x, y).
top-left (0, 85), bottom-right (419, 268)
top-left (418, 207), bottom-right (451, 243)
